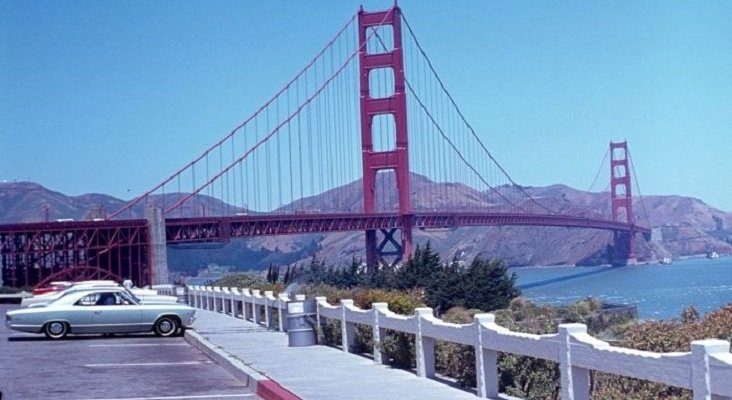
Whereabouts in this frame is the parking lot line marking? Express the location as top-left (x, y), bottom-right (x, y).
top-left (85, 361), bottom-right (212, 367)
top-left (88, 343), bottom-right (188, 347)
top-left (78, 394), bottom-right (255, 400)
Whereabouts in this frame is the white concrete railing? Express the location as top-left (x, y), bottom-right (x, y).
top-left (152, 284), bottom-right (176, 297)
top-left (185, 285), bottom-right (297, 332)
top-left (186, 285), bottom-right (732, 400)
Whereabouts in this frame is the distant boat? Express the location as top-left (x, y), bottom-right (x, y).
top-left (708, 251), bottom-right (720, 259)
top-left (659, 257), bottom-right (672, 265)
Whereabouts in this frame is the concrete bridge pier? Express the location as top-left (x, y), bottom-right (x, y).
top-left (146, 205), bottom-right (169, 285)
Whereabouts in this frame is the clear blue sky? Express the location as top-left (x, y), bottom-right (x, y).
top-left (2, 1), bottom-right (730, 211)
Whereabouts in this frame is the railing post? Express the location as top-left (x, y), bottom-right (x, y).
top-left (222, 287), bottom-right (230, 315)
top-left (559, 324), bottom-right (591, 400)
top-left (341, 300), bottom-right (356, 353)
top-left (241, 289), bottom-right (252, 321)
top-left (213, 287), bottom-right (220, 312)
top-left (264, 290), bottom-right (274, 328)
top-left (415, 308), bottom-right (436, 378)
top-left (206, 287), bottom-right (212, 310)
top-left (692, 339), bottom-right (730, 400)
top-left (372, 303), bottom-right (389, 364)
top-left (278, 293), bottom-right (290, 332)
top-left (231, 288), bottom-right (241, 318)
top-left (230, 289), bottom-right (236, 317)
top-left (475, 313), bottom-right (499, 399)
top-left (252, 290), bottom-right (261, 325)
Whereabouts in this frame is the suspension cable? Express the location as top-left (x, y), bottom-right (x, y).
top-left (401, 14), bottom-right (554, 214)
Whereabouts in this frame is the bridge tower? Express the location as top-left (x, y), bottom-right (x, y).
top-left (358, 6), bottom-right (413, 269)
top-left (610, 141), bottom-right (636, 264)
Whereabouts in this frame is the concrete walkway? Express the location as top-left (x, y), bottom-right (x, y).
top-left (187, 309), bottom-right (482, 400)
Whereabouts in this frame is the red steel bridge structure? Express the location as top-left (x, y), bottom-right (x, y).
top-left (0, 6), bottom-right (650, 288)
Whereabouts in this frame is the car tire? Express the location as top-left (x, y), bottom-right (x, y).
top-left (44, 321), bottom-right (68, 340)
top-left (154, 316), bottom-right (179, 337)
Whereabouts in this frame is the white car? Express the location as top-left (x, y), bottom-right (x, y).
top-left (22, 281), bottom-right (178, 308)
top-left (6, 287), bottom-right (195, 339)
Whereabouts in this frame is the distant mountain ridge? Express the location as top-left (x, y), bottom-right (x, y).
top-left (1, 179), bottom-right (730, 274)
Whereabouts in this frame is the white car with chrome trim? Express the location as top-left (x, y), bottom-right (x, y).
top-left (6, 287), bottom-right (195, 339)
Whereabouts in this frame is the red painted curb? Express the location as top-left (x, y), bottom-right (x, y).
top-left (256, 380), bottom-right (302, 400)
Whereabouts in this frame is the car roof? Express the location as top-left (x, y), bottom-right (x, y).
top-left (71, 280), bottom-right (119, 286)
top-left (53, 287), bottom-right (129, 305)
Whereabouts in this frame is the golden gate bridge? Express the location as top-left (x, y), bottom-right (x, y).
top-left (0, 5), bottom-right (650, 288)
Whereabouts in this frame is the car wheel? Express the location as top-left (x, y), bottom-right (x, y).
top-left (44, 321), bottom-right (68, 340)
top-left (154, 316), bottom-right (179, 337)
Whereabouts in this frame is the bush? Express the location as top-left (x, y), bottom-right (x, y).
top-left (435, 307), bottom-right (480, 387)
top-left (300, 284), bottom-right (422, 368)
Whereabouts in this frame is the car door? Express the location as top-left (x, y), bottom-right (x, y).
top-left (90, 292), bottom-right (143, 333)
top-left (67, 293), bottom-right (98, 334)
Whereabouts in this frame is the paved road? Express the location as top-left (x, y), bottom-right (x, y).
top-left (0, 304), bottom-right (259, 400)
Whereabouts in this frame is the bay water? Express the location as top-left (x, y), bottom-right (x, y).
top-left (511, 257), bottom-right (732, 320)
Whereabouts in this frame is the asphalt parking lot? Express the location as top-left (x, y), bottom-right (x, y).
top-left (0, 304), bottom-right (259, 400)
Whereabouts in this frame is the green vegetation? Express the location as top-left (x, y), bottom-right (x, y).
top-left (301, 242), bottom-right (519, 314)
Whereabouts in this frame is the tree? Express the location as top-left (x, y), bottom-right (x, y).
top-left (395, 242), bottom-right (442, 290)
top-left (462, 257), bottom-right (520, 312)
top-left (428, 261), bottom-right (463, 314)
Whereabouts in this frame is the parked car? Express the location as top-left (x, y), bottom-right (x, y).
top-left (31, 281), bottom-right (73, 296)
top-left (21, 281), bottom-right (178, 308)
top-left (5, 287), bottom-right (196, 339)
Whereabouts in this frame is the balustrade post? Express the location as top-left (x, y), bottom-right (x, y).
top-left (241, 289), bottom-right (252, 321)
top-left (692, 339), bottom-right (731, 400)
top-left (222, 288), bottom-right (230, 315)
top-left (279, 294), bottom-right (290, 332)
top-left (206, 287), bottom-right (212, 310)
top-left (372, 303), bottom-right (389, 364)
top-left (559, 324), bottom-right (590, 400)
top-left (415, 308), bottom-right (436, 378)
top-left (232, 288), bottom-right (241, 318)
top-left (230, 289), bottom-right (236, 317)
top-left (264, 291), bottom-right (274, 328)
top-left (340, 300), bottom-right (356, 353)
top-left (474, 314), bottom-right (499, 399)
top-left (252, 290), bottom-right (261, 325)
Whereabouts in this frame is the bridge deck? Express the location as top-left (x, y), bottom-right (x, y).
top-left (189, 309), bottom-right (514, 400)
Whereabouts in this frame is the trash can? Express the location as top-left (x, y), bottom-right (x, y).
top-left (286, 298), bottom-right (317, 347)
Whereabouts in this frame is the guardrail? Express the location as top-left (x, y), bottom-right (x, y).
top-left (168, 285), bottom-right (732, 400)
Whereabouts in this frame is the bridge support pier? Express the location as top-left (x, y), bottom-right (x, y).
top-left (146, 204), bottom-right (169, 285)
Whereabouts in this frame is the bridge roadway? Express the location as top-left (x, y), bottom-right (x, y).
top-left (186, 307), bottom-right (517, 400)
top-left (0, 212), bottom-right (649, 245)
top-left (165, 212), bottom-right (651, 244)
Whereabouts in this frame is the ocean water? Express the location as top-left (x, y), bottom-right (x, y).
top-left (510, 257), bottom-right (732, 320)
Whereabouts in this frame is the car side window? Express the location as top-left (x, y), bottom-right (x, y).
top-left (95, 292), bottom-right (117, 306)
top-left (76, 294), bottom-right (100, 306)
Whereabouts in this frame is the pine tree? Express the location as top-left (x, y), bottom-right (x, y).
top-left (462, 257), bottom-right (519, 312)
